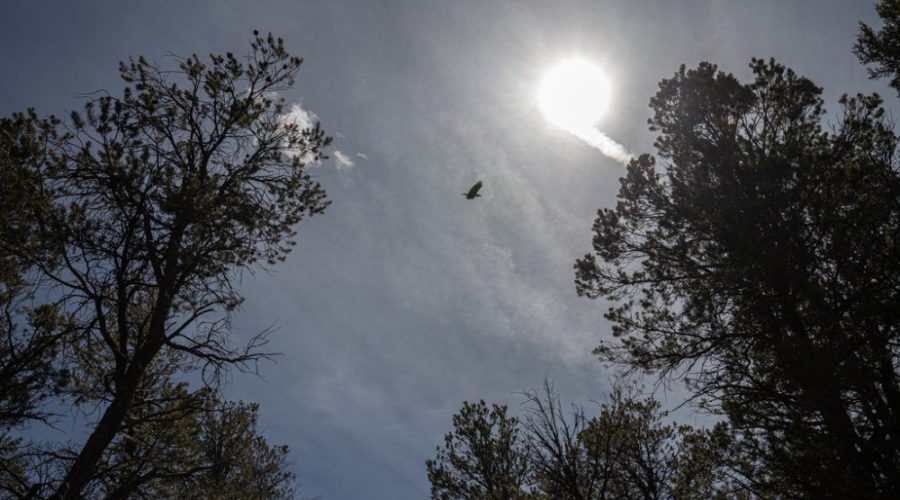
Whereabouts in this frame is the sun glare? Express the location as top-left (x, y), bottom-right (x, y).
top-left (538, 59), bottom-right (611, 131)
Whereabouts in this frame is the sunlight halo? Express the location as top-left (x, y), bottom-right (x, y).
top-left (538, 58), bottom-right (611, 132)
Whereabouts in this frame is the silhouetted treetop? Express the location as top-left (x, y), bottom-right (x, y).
top-left (1, 32), bottom-right (328, 499)
top-left (576, 56), bottom-right (900, 496)
top-left (857, 0), bottom-right (900, 94)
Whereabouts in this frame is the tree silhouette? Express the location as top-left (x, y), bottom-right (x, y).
top-left (429, 385), bottom-right (742, 500)
top-left (427, 401), bottom-right (532, 500)
top-left (575, 55), bottom-right (900, 496)
top-left (1, 113), bottom-right (74, 496)
top-left (0, 32), bottom-right (329, 498)
top-left (856, 0), bottom-right (900, 95)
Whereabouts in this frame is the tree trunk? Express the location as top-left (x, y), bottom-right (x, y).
top-left (50, 338), bottom-right (163, 499)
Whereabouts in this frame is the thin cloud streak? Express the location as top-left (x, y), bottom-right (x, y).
top-left (334, 150), bottom-right (355, 168)
top-left (568, 126), bottom-right (633, 165)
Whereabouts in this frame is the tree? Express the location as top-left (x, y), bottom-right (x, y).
top-left (0, 113), bottom-right (72, 498)
top-left (174, 399), bottom-right (296, 500)
top-left (575, 389), bottom-right (740, 499)
top-left (55, 314), bottom-right (296, 500)
top-left (523, 383), bottom-right (741, 500)
top-left (856, 0), bottom-right (900, 95)
top-left (102, 395), bottom-right (296, 500)
top-left (84, 385), bottom-right (296, 499)
top-left (429, 387), bottom-right (742, 500)
top-left (0, 32), bottom-right (330, 497)
top-left (427, 400), bottom-right (532, 500)
top-left (574, 54), bottom-right (900, 495)
top-left (519, 382), bottom-right (598, 499)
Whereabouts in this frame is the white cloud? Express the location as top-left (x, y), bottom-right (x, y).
top-left (279, 105), bottom-right (358, 170)
top-left (280, 102), bottom-right (317, 131)
top-left (334, 150), bottom-right (355, 169)
top-left (567, 125), bottom-right (633, 165)
top-left (278, 103), bottom-right (320, 164)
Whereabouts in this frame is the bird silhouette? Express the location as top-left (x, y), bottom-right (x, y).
top-left (462, 180), bottom-right (483, 199)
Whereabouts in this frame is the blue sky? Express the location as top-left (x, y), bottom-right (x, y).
top-left (0, 1), bottom-right (890, 497)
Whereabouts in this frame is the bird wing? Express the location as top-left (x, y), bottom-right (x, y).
top-left (468, 180), bottom-right (483, 197)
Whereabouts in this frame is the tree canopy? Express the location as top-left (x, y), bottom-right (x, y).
top-left (574, 9), bottom-right (900, 497)
top-left (427, 400), bottom-right (531, 500)
top-left (428, 385), bottom-right (742, 500)
top-left (0, 32), bottom-right (328, 498)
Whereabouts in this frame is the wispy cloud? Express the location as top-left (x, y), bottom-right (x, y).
top-left (280, 102), bottom-right (317, 131)
top-left (334, 150), bottom-right (355, 169)
top-left (566, 126), bottom-right (633, 165)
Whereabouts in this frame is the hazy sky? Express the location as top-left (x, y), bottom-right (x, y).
top-left (0, 1), bottom-right (890, 498)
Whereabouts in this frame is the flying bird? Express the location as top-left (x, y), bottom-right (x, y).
top-left (462, 180), bottom-right (483, 200)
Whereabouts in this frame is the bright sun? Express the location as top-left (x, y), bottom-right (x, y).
top-left (538, 59), bottom-right (611, 131)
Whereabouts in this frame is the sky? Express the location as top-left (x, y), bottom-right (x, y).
top-left (0, 1), bottom-right (891, 498)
